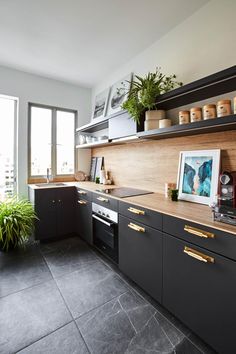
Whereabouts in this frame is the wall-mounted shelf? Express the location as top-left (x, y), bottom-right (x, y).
top-left (76, 139), bottom-right (110, 149)
top-left (138, 114), bottom-right (236, 140)
top-left (76, 117), bottom-right (108, 133)
top-left (76, 135), bottom-right (140, 149)
top-left (155, 65), bottom-right (236, 110)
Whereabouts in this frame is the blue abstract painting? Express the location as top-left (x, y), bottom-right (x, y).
top-left (182, 156), bottom-right (212, 197)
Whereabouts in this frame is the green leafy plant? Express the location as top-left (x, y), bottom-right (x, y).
top-left (0, 197), bottom-right (38, 252)
top-left (122, 68), bottom-right (182, 123)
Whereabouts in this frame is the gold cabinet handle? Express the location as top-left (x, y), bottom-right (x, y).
top-left (184, 225), bottom-right (214, 239)
top-left (97, 196), bottom-right (109, 203)
top-left (78, 200), bottom-right (87, 205)
top-left (78, 190), bottom-right (87, 195)
top-left (128, 222), bottom-right (145, 233)
top-left (183, 246), bottom-right (214, 264)
top-left (128, 207), bottom-right (145, 216)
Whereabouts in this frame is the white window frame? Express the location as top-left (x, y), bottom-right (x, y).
top-left (0, 94), bottom-right (18, 196)
top-left (28, 103), bottom-right (77, 179)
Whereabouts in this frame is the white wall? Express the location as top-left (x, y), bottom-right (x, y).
top-left (0, 65), bottom-right (91, 197)
top-left (93, 0), bottom-right (236, 99)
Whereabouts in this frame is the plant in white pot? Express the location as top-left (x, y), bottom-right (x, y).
top-left (122, 68), bottom-right (182, 130)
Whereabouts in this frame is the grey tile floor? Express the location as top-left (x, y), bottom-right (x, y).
top-left (0, 236), bottom-right (216, 354)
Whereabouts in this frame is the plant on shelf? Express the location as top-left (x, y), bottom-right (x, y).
top-left (0, 197), bottom-right (38, 252)
top-left (122, 67), bottom-right (182, 125)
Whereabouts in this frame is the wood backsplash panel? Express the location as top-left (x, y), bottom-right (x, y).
top-left (92, 131), bottom-right (236, 194)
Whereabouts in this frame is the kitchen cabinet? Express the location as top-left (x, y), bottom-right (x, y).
top-left (163, 233), bottom-right (236, 354)
top-left (92, 192), bottom-right (118, 211)
top-left (30, 187), bottom-right (75, 240)
top-left (109, 111), bottom-right (144, 140)
top-left (119, 214), bottom-right (163, 302)
top-left (76, 190), bottom-right (92, 245)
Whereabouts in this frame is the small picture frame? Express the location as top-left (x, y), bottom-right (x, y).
top-left (177, 149), bottom-right (221, 205)
top-left (95, 157), bottom-right (104, 179)
top-left (89, 157), bottom-right (97, 182)
top-left (106, 73), bottom-right (132, 116)
top-left (92, 88), bottom-right (110, 120)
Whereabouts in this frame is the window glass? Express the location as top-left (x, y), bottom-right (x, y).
top-left (30, 106), bottom-right (52, 176)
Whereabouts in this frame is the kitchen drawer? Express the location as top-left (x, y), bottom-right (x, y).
top-left (119, 201), bottom-right (162, 230)
top-left (163, 233), bottom-right (236, 354)
top-left (76, 188), bottom-right (92, 201)
top-left (92, 192), bottom-right (118, 211)
top-left (163, 214), bottom-right (236, 260)
top-left (119, 215), bottom-right (162, 302)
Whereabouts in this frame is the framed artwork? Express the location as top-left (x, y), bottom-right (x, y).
top-left (92, 88), bottom-right (110, 120)
top-left (89, 157), bottom-right (97, 181)
top-left (95, 157), bottom-right (104, 179)
top-left (177, 149), bottom-right (221, 205)
top-left (106, 73), bottom-right (132, 116)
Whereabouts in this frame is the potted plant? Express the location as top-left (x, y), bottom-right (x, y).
top-left (0, 197), bottom-right (37, 252)
top-left (122, 68), bottom-right (182, 129)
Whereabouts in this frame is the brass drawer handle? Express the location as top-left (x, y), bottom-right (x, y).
top-left (78, 190), bottom-right (87, 195)
top-left (97, 196), bottom-right (109, 203)
top-left (183, 246), bottom-right (214, 264)
top-left (128, 222), bottom-right (145, 233)
top-left (184, 225), bottom-right (215, 239)
top-left (78, 200), bottom-right (87, 205)
top-left (128, 207), bottom-right (145, 216)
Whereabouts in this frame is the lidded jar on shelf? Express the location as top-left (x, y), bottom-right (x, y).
top-left (203, 104), bottom-right (216, 120)
top-left (179, 110), bottom-right (190, 125)
top-left (217, 99), bottom-right (231, 117)
top-left (190, 107), bottom-right (202, 122)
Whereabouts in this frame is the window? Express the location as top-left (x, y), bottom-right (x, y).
top-left (29, 104), bottom-right (76, 179)
top-left (0, 95), bottom-right (18, 201)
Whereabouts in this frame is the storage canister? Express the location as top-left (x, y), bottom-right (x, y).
top-left (217, 99), bottom-right (231, 117)
top-left (203, 104), bottom-right (216, 120)
top-left (179, 111), bottom-right (190, 125)
top-left (159, 119), bottom-right (171, 128)
top-left (190, 107), bottom-right (202, 122)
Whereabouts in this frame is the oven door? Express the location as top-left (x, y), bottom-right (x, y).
top-left (92, 213), bottom-right (118, 263)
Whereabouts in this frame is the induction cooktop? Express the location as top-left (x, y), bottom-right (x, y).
top-left (95, 187), bottom-right (153, 198)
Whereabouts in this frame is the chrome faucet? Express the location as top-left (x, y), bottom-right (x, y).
top-left (46, 168), bottom-right (50, 183)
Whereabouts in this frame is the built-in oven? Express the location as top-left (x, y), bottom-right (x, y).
top-left (92, 202), bottom-right (118, 263)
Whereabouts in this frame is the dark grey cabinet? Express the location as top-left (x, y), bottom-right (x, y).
top-left (30, 187), bottom-right (75, 240)
top-left (76, 197), bottom-right (92, 245)
top-left (163, 233), bottom-right (236, 354)
top-left (119, 215), bottom-right (162, 302)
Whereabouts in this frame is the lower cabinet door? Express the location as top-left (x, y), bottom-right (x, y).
top-left (76, 199), bottom-right (92, 245)
top-left (163, 233), bottom-right (236, 354)
top-left (119, 215), bottom-right (162, 302)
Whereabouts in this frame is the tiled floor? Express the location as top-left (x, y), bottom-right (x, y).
top-left (0, 236), bottom-right (216, 354)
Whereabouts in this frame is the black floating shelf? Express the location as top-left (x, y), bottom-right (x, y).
top-left (137, 114), bottom-right (236, 140)
top-left (155, 65), bottom-right (236, 110)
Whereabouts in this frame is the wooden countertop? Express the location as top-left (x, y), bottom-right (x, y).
top-left (29, 181), bottom-right (236, 235)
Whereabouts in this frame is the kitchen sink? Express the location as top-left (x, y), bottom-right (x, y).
top-left (35, 183), bottom-right (66, 187)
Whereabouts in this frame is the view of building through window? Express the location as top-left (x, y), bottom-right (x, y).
top-left (29, 105), bottom-right (75, 178)
top-left (0, 96), bottom-right (16, 201)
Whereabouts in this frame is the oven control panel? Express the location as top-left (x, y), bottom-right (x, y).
top-left (92, 202), bottom-right (118, 223)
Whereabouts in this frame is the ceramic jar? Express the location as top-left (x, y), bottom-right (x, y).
top-left (179, 111), bottom-right (190, 125)
top-left (159, 119), bottom-right (171, 128)
top-left (145, 110), bottom-right (166, 121)
top-left (217, 100), bottom-right (231, 117)
top-left (190, 107), bottom-right (202, 122)
top-left (203, 104), bottom-right (216, 120)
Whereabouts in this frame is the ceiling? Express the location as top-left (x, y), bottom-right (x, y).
top-left (0, 0), bottom-right (209, 88)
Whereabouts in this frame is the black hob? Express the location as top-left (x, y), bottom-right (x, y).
top-left (95, 187), bottom-right (153, 198)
